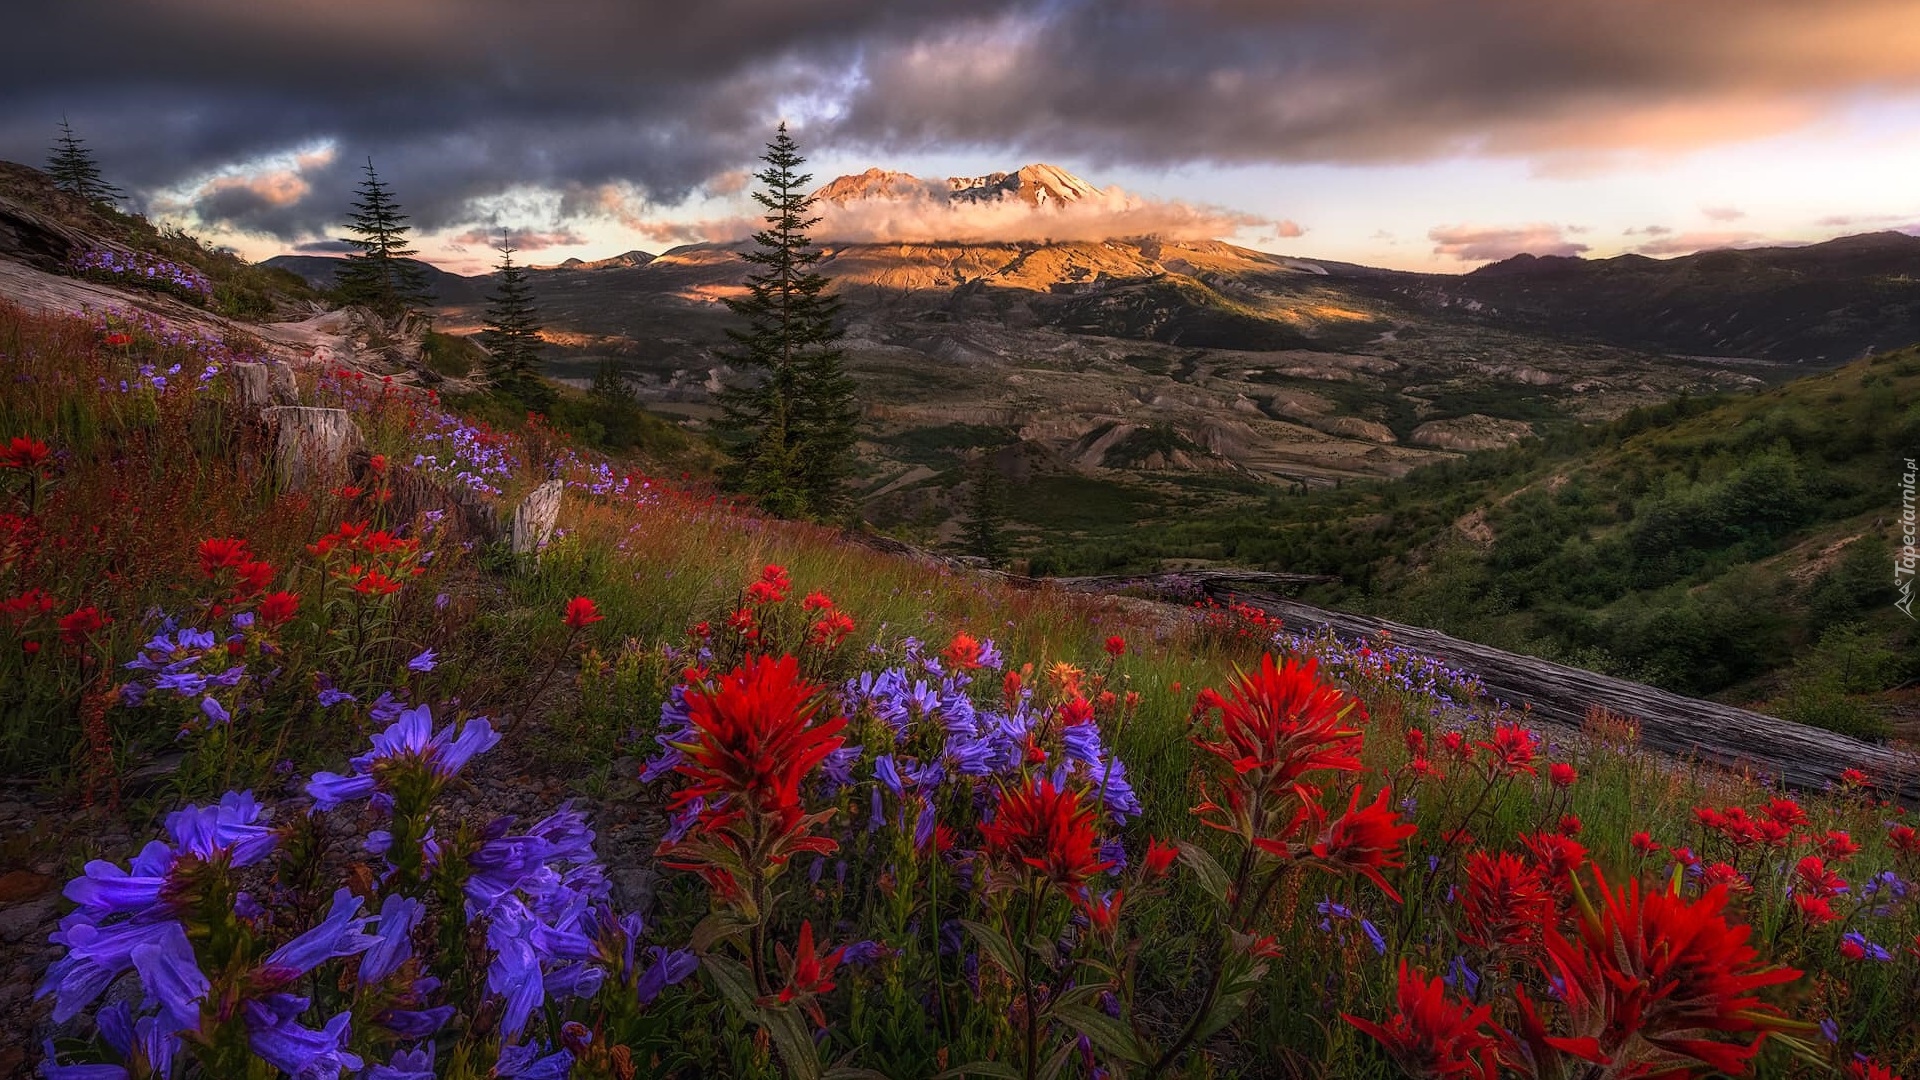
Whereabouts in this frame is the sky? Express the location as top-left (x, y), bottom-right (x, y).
top-left (4, 0), bottom-right (1920, 275)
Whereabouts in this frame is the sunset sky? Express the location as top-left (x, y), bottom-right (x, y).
top-left (4, 0), bottom-right (1919, 274)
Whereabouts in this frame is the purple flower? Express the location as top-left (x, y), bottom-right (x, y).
top-left (634, 947), bottom-right (698, 1006)
top-left (164, 791), bottom-right (276, 866)
top-left (244, 1006), bottom-right (363, 1078)
top-left (199, 696), bottom-right (231, 726)
top-left (305, 771), bottom-right (377, 811)
top-left (407, 648), bottom-right (437, 673)
top-left (132, 922), bottom-right (210, 1035)
top-left (316, 687), bottom-right (355, 708)
top-left (873, 754), bottom-right (903, 796)
top-left (366, 1046), bottom-right (435, 1080)
top-left (360, 894), bottom-right (424, 985)
top-left (495, 1042), bottom-right (573, 1079)
top-left (487, 931), bottom-right (545, 1041)
top-left (375, 1004), bottom-right (455, 1039)
top-left (261, 889), bottom-right (375, 978)
top-left (1842, 932), bottom-right (1893, 962)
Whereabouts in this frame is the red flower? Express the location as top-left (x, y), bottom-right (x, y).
top-left (1548, 762), bottom-right (1577, 789)
top-left (102, 332), bottom-right (132, 347)
top-left (232, 559), bottom-right (274, 597)
top-left (980, 778), bottom-right (1113, 896)
top-left (1847, 1058), bottom-right (1903, 1080)
top-left (807, 610), bottom-right (855, 648)
top-left (1343, 961), bottom-right (1500, 1080)
top-left (1191, 655), bottom-right (1364, 841)
top-left (1521, 831), bottom-right (1588, 881)
top-left (671, 654), bottom-right (846, 824)
top-left (368, 453), bottom-right (387, 473)
top-left (563, 596), bottom-right (604, 630)
top-left (1670, 846), bottom-right (1700, 868)
top-left (1629, 831), bottom-right (1661, 855)
top-left (1075, 889), bottom-right (1124, 939)
top-left (2, 589), bottom-right (56, 622)
top-left (257, 591), bottom-right (300, 626)
top-left (1702, 862), bottom-right (1751, 894)
top-left (1103, 635), bottom-right (1126, 657)
top-left (943, 632), bottom-right (985, 672)
top-left (1819, 830), bottom-right (1861, 861)
top-left (354, 571), bottom-right (402, 596)
top-left (0, 436), bottom-right (51, 472)
top-left (745, 564), bottom-right (790, 606)
top-left (1557, 814), bottom-right (1583, 837)
top-left (1889, 824), bottom-right (1920, 857)
top-left (772, 920), bottom-right (846, 1028)
top-left (1761, 796), bottom-right (1808, 828)
top-left (1458, 850), bottom-right (1554, 950)
top-left (1057, 696), bottom-right (1094, 727)
top-left (58, 606), bottom-right (108, 645)
top-left (1308, 785), bottom-right (1417, 902)
top-left (1536, 868), bottom-right (1802, 1077)
top-left (1476, 722), bottom-right (1537, 777)
top-left (802, 590), bottom-right (834, 612)
top-left (1405, 728), bottom-right (1427, 755)
top-left (1839, 937), bottom-right (1868, 962)
top-left (1142, 838), bottom-right (1179, 881)
top-left (1795, 893), bottom-right (1838, 925)
top-left (1793, 855), bottom-right (1846, 899)
top-left (1840, 768), bottom-right (1871, 788)
top-left (198, 536), bottom-right (252, 576)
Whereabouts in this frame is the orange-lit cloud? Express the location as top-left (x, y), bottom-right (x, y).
top-left (1429, 223), bottom-right (1589, 261)
top-left (1630, 230), bottom-right (1774, 256)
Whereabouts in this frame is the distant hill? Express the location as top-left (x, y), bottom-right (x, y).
top-left (263, 254), bottom-right (490, 305)
top-left (1368, 231), bottom-right (1920, 364)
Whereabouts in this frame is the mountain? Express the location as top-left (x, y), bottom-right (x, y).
top-left (812, 162), bottom-right (1104, 208)
top-left (539, 250), bottom-right (655, 271)
top-left (1371, 231), bottom-right (1920, 364)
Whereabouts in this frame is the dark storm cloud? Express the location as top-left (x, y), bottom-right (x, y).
top-left (2, 0), bottom-right (1914, 243)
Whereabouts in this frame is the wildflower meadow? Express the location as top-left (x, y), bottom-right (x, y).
top-left (4, 298), bottom-right (1920, 1079)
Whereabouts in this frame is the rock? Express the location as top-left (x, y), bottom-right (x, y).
top-left (263, 406), bottom-right (361, 490)
top-left (509, 479), bottom-right (565, 556)
top-left (0, 894), bottom-right (56, 945)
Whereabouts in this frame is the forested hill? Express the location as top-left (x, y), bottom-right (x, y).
top-left (1034, 344), bottom-right (1920, 735)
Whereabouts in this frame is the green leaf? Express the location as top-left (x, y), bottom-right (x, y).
top-left (701, 954), bottom-right (760, 1017)
top-left (1176, 841), bottom-right (1232, 905)
top-left (690, 911), bottom-right (753, 953)
top-left (763, 1005), bottom-right (824, 1080)
top-left (1190, 958), bottom-right (1268, 1045)
top-left (1054, 1003), bottom-right (1149, 1066)
top-left (930, 1063), bottom-right (1024, 1080)
top-left (959, 917), bottom-right (1020, 978)
top-left (1036, 1039), bottom-right (1081, 1080)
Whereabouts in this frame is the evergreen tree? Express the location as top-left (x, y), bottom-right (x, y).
top-left (45, 118), bottom-right (123, 205)
top-left (961, 453), bottom-right (1010, 565)
top-left (334, 158), bottom-right (433, 317)
top-left (588, 357), bottom-right (636, 407)
top-left (716, 124), bottom-right (859, 519)
top-left (479, 233), bottom-right (551, 408)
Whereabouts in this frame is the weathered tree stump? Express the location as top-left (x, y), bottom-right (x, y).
top-left (262, 406), bottom-right (361, 490)
top-left (229, 361), bottom-right (299, 412)
top-left (510, 479), bottom-right (564, 556)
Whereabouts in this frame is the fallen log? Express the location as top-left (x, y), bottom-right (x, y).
top-left (1212, 588), bottom-right (1918, 803)
top-left (1049, 569), bottom-right (1339, 594)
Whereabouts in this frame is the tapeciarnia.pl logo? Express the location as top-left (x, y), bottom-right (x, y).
top-left (1899, 457), bottom-right (1916, 619)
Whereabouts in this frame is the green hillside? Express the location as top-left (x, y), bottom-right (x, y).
top-left (1029, 345), bottom-right (1920, 730)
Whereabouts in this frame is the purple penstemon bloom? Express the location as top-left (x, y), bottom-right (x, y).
top-left (366, 1046), bottom-right (435, 1080)
top-left (359, 894), bottom-right (425, 985)
top-left (242, 1002), bottom-right (362, 1079)
top-left (259, 889), bottom-right (376, 978)
top-left (406, 647), bottom-right (437, 673)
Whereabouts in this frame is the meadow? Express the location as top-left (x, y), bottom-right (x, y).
top-left (4, 300), bottom-right (1918, 1079)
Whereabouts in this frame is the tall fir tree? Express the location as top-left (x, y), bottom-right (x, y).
top-left (961, 453), bottom-right (1010, 565)
top-left (479, 232), bottom-right (552, 408)
top-left (45, 118), bottom-right (123, 205)
top-left (716, 124), bottom-right (859, 519)
top-left (334, 158), bottom-right (433, 318)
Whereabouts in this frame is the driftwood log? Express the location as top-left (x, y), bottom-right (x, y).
top-left (1207, 588), bottom-right (1918, 803)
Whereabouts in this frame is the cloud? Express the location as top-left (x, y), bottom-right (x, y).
top-left (1271, 219), bottom-right (1306, 240)
top-left (811, 184), bottom-right (1273, 244)
top-left (1701, 205), bottom-right (1747, 221)
top-left (446, 226), bottom-right (587, 252)
top-left (1429, 223), bottom-right (1590, 261)
top-left (293, 239), bottom-right (354, 254)
top-left (3, 1), bottom-right (1917, 246)
top-left (1623, 224), bottom-right (1674, 236)
top-left (1630, 229), bottom-right (1769, 256)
